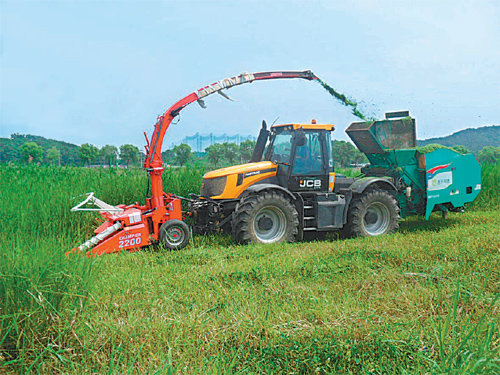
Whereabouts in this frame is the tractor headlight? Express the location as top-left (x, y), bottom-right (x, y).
top-left (201, 176), bottom-right (227, 197)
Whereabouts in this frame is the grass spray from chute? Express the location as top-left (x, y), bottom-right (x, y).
top-left (316, 77), bottom-right (374, 121)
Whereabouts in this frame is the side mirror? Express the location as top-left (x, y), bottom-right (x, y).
top-left (296, 131), bottom-right (306, 147)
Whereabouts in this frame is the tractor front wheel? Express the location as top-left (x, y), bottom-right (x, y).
top-left (232, 191), bottom-right (298, 244)
top-left (159, 219), bottom-right (191, 250)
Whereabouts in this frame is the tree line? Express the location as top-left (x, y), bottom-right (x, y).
top-left (161, 140), bottom-right (257, 167)
top-left (162, 140), bottom-right (390, 168)
top-left (77, 144), bottom-right (141, 167)
top-left (162, 141), bottom-right (500, 168)
top-left (3, 136), bottom-right (499, 168)
top-left (6, 141), bottom-right (141, 167)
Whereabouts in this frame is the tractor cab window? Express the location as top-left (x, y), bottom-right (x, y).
top-left (293, 132), bottom-right (324, 175)
top-left (266, 130), bottom-right (293, 164)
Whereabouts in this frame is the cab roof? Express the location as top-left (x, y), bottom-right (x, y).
top-left (271, 123), bottom-right (335, 131)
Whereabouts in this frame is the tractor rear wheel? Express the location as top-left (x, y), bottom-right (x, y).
top-left (159, 219), bottom-right (191, 250)
top-left (343, 190), bottom-right (399, 238)
top-left (232, 191), bottom-right (298, 244)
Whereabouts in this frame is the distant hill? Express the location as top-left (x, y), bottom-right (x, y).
top-left (417, 125), bottom-right (499, 152)
top-left (0, 133), bottom-right (80, 164)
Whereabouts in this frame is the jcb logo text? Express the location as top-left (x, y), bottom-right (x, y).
top-left (299, 179), bottom-right (321, 188)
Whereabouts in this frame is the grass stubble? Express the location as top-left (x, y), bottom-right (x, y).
top-left (0, 163), bottom-right (498, 373)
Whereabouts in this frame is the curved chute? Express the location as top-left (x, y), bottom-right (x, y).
top-left (145, 70), bottom-right (318, 169)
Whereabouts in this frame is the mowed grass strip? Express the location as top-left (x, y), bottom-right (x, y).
top-left (62, 210), bottom-right (499, 373)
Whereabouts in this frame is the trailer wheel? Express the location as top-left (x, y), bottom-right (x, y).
top-left (344, 190), bottom-right (399, 237)
top-left (232, 191), bottom-right (298, 244)
top-left (159, 220), bottom-right (191, 250)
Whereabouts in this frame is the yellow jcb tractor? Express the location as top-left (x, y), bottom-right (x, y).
top-left (189, 118), bottom-right (400, 243)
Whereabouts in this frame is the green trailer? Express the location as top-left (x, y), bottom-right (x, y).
top-left (346, 112), bottom-right (481, 220)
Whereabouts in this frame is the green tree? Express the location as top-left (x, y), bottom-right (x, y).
top-left (119, 144), bottom-right (140, 167)
top-left (452, 145), bottom-right (469, 154)
top-left (206, 143), bottom-right (224, 167)
top-left (221, 142), bottom-right (239, 164)
top-left (478, 146), bottom-right (500, 164)
top-left (239, 139), bottom-right (256, 163)
top-left (46, 146), bottom-right (61, 165)
top-left (0, 139), bottom-right (19, 163)
top-left (173, 143), bottom-right (192, 166)
top-left (100, 145), bottom-right (118, 167)
top-left (78, 143), bottom-right (99, 166)
top-left (331, 140), bottom-right (359, 168)
top-left (352, 148), bottom-right (368, 165)
top-left (161, 149), bottom-right (175, 165)
top-left (20, 142), bottom-right (43, 163)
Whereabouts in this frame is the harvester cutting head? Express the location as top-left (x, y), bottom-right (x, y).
top-left (67, 191), bottom-right (188, 256)
top-left (66, 192), bottom-right (177, 256)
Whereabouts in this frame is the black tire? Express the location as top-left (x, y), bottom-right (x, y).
top-left (343, 190), bottom-right (400, 238)
top-left (159, 219), bottom-right (191, 250)
top-left (232, 191), bottom-right (299, 244)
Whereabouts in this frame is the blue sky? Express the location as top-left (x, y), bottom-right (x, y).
top-left (1, 0), bottom-right (499, 148)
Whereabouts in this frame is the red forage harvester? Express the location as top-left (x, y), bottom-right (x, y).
top-left (68, 70), bottom-right (318, 256)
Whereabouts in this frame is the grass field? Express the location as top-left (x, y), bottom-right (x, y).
top-left (0, 163), bottom-right (498, 373)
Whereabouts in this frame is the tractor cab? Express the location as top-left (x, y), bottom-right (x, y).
top-left (258, 121), bottom-right (336, 193)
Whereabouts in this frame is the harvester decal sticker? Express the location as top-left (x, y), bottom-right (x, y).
top-left (427, 163), bottom-right (453, 191)
top-left (118, 233), bottom-right (142, 249)
top-left (197, 73), bottom-right (255, 98)
top-left (244, 168), bottom-right (276, 179)
top-left (427, 163), bottom-right (451, 179)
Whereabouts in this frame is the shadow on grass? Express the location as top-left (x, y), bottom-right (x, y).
top-left (183, 214), bottom-right (463, 250)
top-left (399, 214), bottom-right (461, 234)
top-left (130, 211), bottom-right (476, 255)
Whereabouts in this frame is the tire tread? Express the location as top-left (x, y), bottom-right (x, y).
top-left (232, 191), bottom-right (298, 244)
top-left (342, 189), bottom-right (400, 238)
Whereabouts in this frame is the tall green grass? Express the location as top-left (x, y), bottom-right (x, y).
top-left (0, 165), bottom-right (203, 369)
top-left (471, 162), bottom-right (500, 210)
